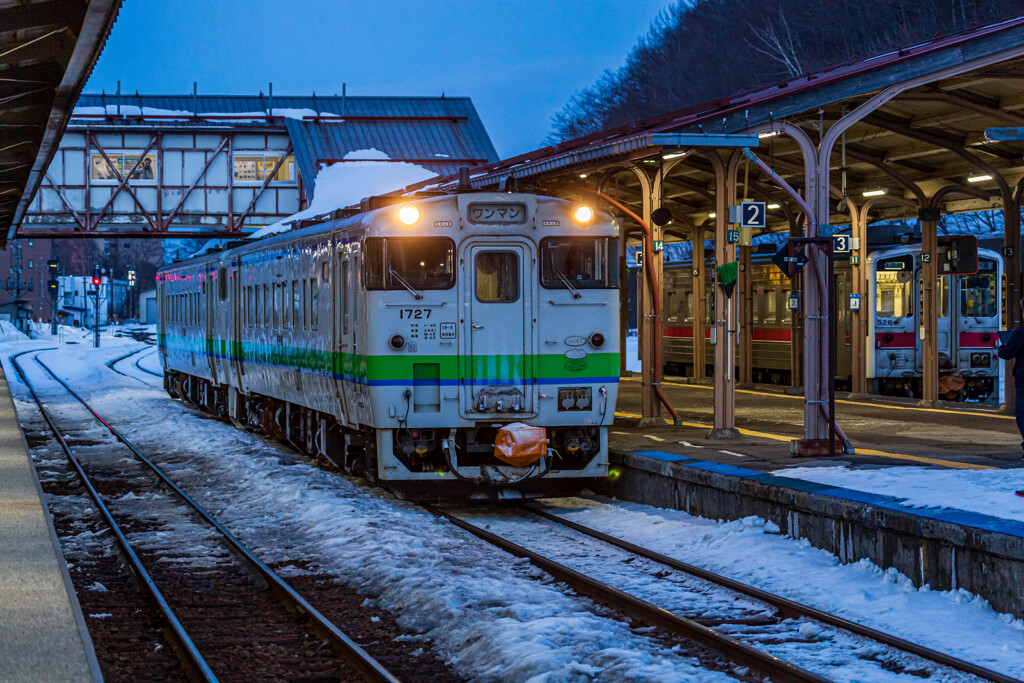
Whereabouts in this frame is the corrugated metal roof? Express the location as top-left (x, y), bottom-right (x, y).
top-left (74, 93), bottom-right (487, 119)
top-left (420, 13), bottom-right (1024, 191)
top-left (284, 115), bottom-right (498, 194)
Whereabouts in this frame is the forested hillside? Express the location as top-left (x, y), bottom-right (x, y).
top-left (550, 0), bottom-right (1024, 141)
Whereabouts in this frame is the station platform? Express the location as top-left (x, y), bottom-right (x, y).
top-left (612, 374), bottom-right (1023, 470)
top-left (605, 375), bottom-right (1024, 618)
top-left (0, 363), bottom-right (100, 681)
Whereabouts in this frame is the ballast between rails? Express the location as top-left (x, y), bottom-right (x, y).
top-left (422, 503), bottom-right (829, 683)
top-left (520, 504), bottom-right (1017, 683)
top-left (9, 349), bottom-right (218, 683)
top-left (18, 349), bottom-right (401, 683)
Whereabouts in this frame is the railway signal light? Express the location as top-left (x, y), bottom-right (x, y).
top-left (937, 235), bottom-right (979, 275)
top-left (92, 275), bottom-right (101, 287)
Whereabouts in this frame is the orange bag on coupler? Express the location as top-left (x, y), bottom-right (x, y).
top-left (493, 423), bottom-right (548, 467)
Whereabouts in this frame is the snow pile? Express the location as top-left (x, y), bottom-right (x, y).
top-left (0, 321), bottom-right (29, 343)
top-left (778, 465), bottom-right (1024, 523)
top-left (74, 106), bottom-right (342, 120)
top-left (543, 497), bottom-right (1024, 678)
top-left (248, 148), bottom-right (436, 239)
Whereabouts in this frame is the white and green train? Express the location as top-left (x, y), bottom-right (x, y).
top-left (157, 192), bottom-right (620, 499)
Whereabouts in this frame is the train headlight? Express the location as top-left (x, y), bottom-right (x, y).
top-left (398, 205), bottom-right (420, 225)
top-left (389, 334), bottom-right (406, 350)
top-left (574, 205), bottom-right (594, 224)
top-left (590, 332), bottom-right (605, 348)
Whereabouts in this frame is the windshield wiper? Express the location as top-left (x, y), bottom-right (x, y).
top-left (553, 266), bottom-right (582, 299)
top-left (388, 266), bottom-right (423, 300)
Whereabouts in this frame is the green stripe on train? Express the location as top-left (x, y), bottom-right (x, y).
top-left (158, 333), bottom-right (619, 380)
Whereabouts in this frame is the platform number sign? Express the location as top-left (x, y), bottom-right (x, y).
top-left (833, 234), bottom-right (851, 254)
top-left (849, 293), bottom-right (861, 311)
top-left (740, 201), bottom-right (766, 229)
top-left (787, 294), bottom-right (800, 310)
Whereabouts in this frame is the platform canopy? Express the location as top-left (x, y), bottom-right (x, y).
top-left (409, 14), bottom-right (1024, 448)
top-left (418, 16), bottom-right (1024, 231)
top-left (1, 0), bottom-right (122, 244)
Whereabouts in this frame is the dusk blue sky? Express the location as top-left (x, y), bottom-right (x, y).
top-left (86, 1), bottom-right (674, 158)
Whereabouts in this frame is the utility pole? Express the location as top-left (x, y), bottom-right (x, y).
top-left (47, 259), bottom-right (60, 335)
top-left (92, 266), bottom-right (101, 348)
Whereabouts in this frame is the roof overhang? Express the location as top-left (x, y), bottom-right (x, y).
top-left (412, 15), bottom-right (1024, 236)
top-left (2, 0), bottom-right (122, 243)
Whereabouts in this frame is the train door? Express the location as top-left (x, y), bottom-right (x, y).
top-left (871, 252), bottom-right (916, 392)
top-left (207, 263), bottom-right (221, 385)
top-left (335, 247), bottom-right (356, 426)
top-left (916, 271), bottom-right (953, 373)
top-left (460, 240), bottom-right (536, 416)
top-left (956, 257), bottom-right (1000, 399)
top-left (228, 257), bottom-right (243, 384)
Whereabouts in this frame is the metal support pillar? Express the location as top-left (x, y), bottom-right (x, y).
top-left (1003, 201), bottom-right (1021, 413)
top-left (789, 216), bottom-right (803, 391)
top-left (848, 204), bottom-right (871, 399)
top-left (692, 225), bottom-right (707, 380)
top-left (632, 168), bottom-right (662, 426)
top-left (919, 209), bottom-right (940, 407)
top-left (705, 150), bottom-right (738, 438)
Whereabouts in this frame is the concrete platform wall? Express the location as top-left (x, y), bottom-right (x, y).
top-left (600, 449), bottom-right (1024, 618)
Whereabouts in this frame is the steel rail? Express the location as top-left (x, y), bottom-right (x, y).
top-left (8, 349), bottom-right (218, 683)
top-left (31, 352), bottom-right (400, 683)
top-left (522, 504), bottom-right (1018, 683)
top-left (134, 349), bottom-right (161, 377)
top-left (422, 504), bottom-right (827, 683)
top-left (105, 346), bottom-right (155, 386)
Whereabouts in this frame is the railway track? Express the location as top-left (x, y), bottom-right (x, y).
top-left (13, 349), bottom-right (399, 683)
top-left (106, 346), bottom-right (160, 386)
top-left (428, 503), bottom-right (1015, 683)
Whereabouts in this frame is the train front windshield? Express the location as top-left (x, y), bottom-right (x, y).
top-left (960, 259), bottom-right (998, 318)
top-left (364, 237), bottom-right (456, 290)
top-left (540, 237), bottom-right (619, 289)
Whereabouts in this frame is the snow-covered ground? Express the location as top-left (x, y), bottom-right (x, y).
top-left (3, 336), bottom-right (732, 682)
top-left (778, 466), bottom-right (1024, 524)
top-left (6, 334), bottom-right (1023, 680)
top-left (540, 498), bottom-right (1024, 679)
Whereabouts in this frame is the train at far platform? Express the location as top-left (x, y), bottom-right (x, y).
top-left (658, 225), bottom-right (1003, 402)
top-left (157, 191), bottom-right (621, 499)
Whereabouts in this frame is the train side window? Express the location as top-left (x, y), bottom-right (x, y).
top-left (683, 292), bottom-right (693, 323)
top-left (665, 291), bottom-right (678, 323)
top-left (302, 279), bottom-right (308, 330)
top-left (779, 288), bottom-right (791, 324)
top-left (263, 284), bottom-right (270, 327)
top-left (218, 268), bottom-right (227, 300)
top-left (752, 288), bottom-right (761, 324)
top-left (961, 261), bottom-right (998, 318)
top-left (274, 283), bottom-right (281, 328)
top-left (310, 278), bottom-right (319, 330)
top-left (341, 261), bottom-right (349, 335)
top-left (292, 280), bottom-right (300, 330)
top-left (765, 288), bottom-right (778, 324)
top-left (283, 281), bottom-right (291, 329)
top-left (322, 262), bottom-right (329, 283)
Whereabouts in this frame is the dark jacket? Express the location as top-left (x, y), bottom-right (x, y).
top-left (997, 326), bottom-right (1024, 389)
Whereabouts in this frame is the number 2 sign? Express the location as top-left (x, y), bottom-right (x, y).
top-left (740, 201), bottom-right (766, 229)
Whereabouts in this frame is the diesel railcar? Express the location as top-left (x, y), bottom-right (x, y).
top-left (658, 230), bottom-right (1002, 402)
top-left (157, 192), bottom-right (621, 499)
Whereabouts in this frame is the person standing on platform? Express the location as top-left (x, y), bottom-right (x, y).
top-left (997, 310), bottom-right (1024, 457)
